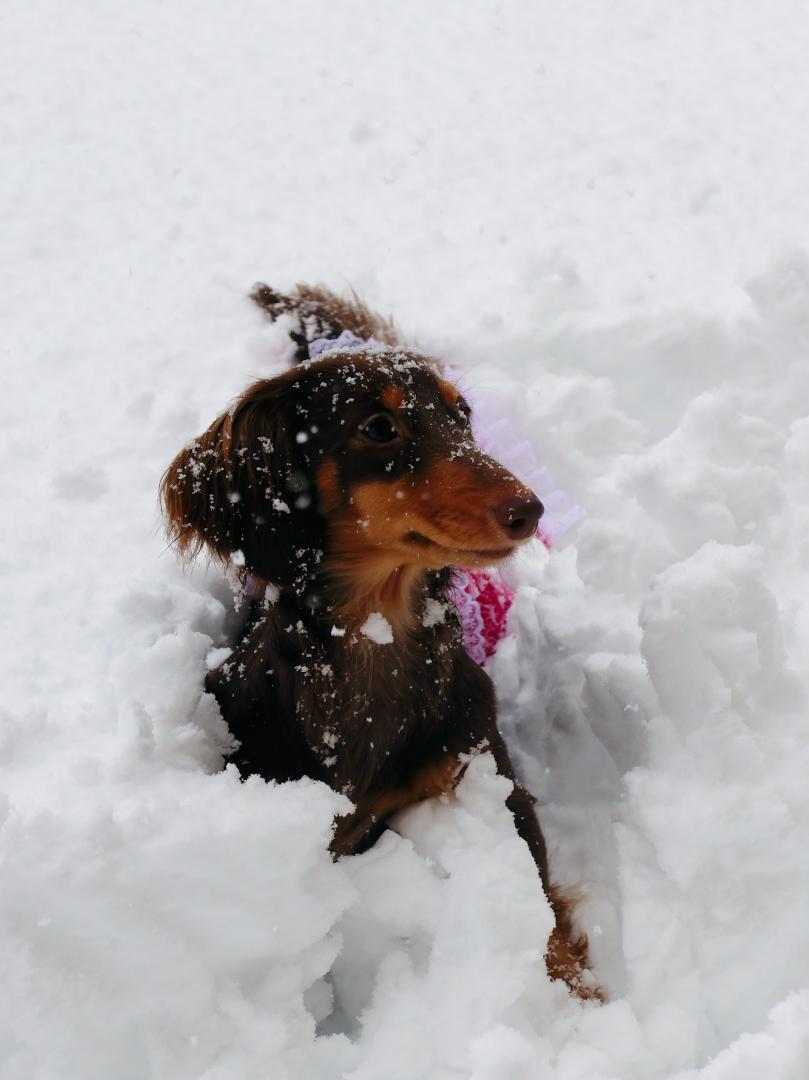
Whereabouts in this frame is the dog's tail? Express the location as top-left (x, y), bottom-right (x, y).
top-left (250, 282), bottom-right (400, 362)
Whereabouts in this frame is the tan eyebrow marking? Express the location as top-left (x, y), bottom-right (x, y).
top-left (438, 379), bottom-right (459, 406)
top-left (380, 384), bottom-right (405, 410)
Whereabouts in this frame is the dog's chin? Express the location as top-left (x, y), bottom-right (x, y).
top-left (451, 546), bottom-right (516, 568)
top-left (402, 530), bottom-right (521, 569)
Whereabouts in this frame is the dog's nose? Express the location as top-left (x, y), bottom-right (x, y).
top-left (493, 494), bottom-right (544, 541)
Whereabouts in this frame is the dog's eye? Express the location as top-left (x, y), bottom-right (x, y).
top-left (359, 414), bottom-right (399, 444)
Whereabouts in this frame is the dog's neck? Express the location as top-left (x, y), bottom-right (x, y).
top-left (326, 562), bottom-right (426, 639)
top-left (248, 531), bottom-right (457, 650)
top-left (256, 558), bottom-right (440, 643)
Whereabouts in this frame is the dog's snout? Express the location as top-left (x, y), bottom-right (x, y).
top-left (493, 494), bottom-right (543, 541)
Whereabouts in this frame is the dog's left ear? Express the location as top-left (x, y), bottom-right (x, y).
top-left (160, 374), bottom-right (323, 586)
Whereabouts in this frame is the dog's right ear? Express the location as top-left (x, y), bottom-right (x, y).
top-left (160, 373), bottom-right (323, 585)
top-left (160, 408), bottom-right (242, 565)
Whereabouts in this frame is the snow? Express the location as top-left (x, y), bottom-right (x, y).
top-left (3, 1), bottom-right (809, 1077)
top-left (423, 599), bottom-right (449, 628)
top-left (359, 612), bottom-right (395, 646)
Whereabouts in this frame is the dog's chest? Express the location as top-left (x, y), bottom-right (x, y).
top-left (285, 618), bottom-right (461, 779)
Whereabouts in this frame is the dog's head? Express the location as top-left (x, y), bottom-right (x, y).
top-left (161, 349), bottom-right (542, 604)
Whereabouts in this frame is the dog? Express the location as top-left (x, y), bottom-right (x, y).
top-left (161, 284), bottom-right (599, 998)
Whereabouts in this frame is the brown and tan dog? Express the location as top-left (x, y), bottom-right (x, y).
top-left (161, 284), bottom-right (599, 998)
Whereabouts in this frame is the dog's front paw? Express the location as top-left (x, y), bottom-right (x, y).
top-left (411, 755), bottom-right (465, 801)
top-left (545, 885), bottom-right (605, 1001)
top-left (545, 926), bottom-right (604, 1002)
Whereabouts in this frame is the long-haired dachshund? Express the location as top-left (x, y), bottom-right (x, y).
top-left (161, 284), bottom-right (599, 999)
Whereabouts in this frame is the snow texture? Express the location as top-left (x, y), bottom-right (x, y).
top-left (3, 2), bottom-right (809, 1077)
top-left (359, 613), bottom-right (394, 646)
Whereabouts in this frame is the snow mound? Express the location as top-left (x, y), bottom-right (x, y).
top-left (359, 612), bottom-right (394, 645)
top-left (4, 2), bottom-right (809, 1076)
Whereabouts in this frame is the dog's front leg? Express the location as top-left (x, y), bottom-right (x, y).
top-left (451, 651), bottom-right (551, 881)
top-left (451, 651), bottom-right (602, 1000)
top-left (329, 754), bottom-right (465, 857)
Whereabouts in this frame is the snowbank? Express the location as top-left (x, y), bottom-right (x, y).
top-left (3, 2), bottom-right (809, 1077)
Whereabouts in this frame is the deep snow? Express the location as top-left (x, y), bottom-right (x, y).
top-left (3, 2), bottom-right (809, 1077)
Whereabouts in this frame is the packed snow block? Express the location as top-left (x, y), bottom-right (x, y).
top-left (745, 251), bottom-right (809, 336)
top-left (646, 391), bottom-right (784, 555)
top-left (625, 540), bottom-right (809, 1056)
top-left (331, 756), bottom-right (559, 1080)
top-left (779, 417), bottom-right (809, 675)
top-left (640, 541), bottom-right (797, 735)
top-left (671, 991), bottom-right (809, 1080)
top-left (0, 769), bottom-right (355, 1080)
top-left (114, 623), bottom-right (235, 772)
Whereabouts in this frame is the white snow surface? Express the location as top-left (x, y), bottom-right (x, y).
top-left (3, 2), bottom-right (809, 1077)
